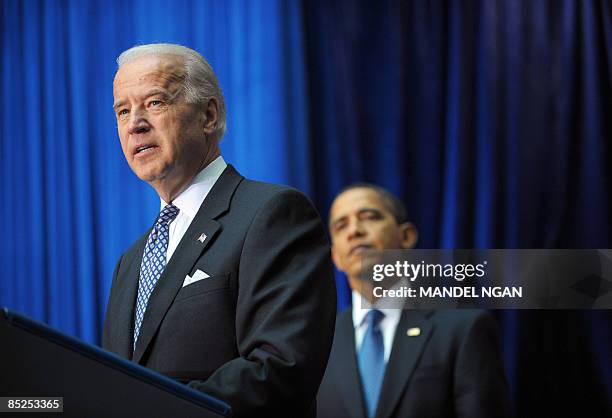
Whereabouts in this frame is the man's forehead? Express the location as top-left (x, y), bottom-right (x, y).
top-left (330, 188), bottom-right (387, 219)
top-left (113, 54), bottom-right (185, 92)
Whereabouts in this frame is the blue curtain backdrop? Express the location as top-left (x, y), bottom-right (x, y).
top-left (1, 0), bottom-right (311, 343)
top-left (1, 0), bottom-right (611, 416)
top-left (302, 1), bottom-right (612, 416)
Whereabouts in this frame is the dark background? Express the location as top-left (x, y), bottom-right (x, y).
top-left (1, 0), bottom-right (611, 416)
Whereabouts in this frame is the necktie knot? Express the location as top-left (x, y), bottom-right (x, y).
top-left (364, 309), bottom-right (385, 329)
top-left (156, 203), bottom-right (180, 226)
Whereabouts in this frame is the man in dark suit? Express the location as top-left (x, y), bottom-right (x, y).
top-left (318, 183), bottom-right (510, 418)
top-left (102, 43), bottom-right (336, 417)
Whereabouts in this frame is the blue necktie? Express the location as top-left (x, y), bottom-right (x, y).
top-left (358, 309), bottom-right (386, 418)
top-left (133, 203), bottom-right (179, 350)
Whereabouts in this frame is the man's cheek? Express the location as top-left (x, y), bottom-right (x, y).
top-left (119, 140), bottom-right (129, 158)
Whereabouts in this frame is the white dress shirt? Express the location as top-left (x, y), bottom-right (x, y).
top-left (160, 156), bottom-right (227, 263)
top-left (352, 290), bottom-right (402, 363)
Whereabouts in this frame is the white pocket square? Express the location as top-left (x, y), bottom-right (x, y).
top-left (182, 269), bottom-right (210, 287)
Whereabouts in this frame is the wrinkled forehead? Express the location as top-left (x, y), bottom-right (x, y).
top-left (113, 54), bottom-right (186, 95)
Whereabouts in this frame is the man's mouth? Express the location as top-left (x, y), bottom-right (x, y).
top-left (349, 244), bottom-right (372, 256)
top-left (134, 144), bottom-right (158, 156)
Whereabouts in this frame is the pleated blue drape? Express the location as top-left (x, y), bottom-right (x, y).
top-left (2, 0), bottom-right (611, 415)
top-left (303, 1), bottom-right (612, 416)
top-left (1, 0), bottom-right (311, 343)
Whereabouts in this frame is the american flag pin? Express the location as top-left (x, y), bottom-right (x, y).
top-left (197, 233), bottom-right (207, 243)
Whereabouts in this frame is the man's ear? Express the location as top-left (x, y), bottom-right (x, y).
top-left (202, 98), bottom-right (219, 135)
top-left (331, 246), bottom-right (345, 272)
top-left (398, 222), bottom-right (418, 249)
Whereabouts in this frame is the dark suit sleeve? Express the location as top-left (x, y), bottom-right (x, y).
top-left (453, 312), bottom-right (512, 418)
top-left (102, 254), bottom-right (123, 350)
top-left (188, 189), bottom-right (337, 417)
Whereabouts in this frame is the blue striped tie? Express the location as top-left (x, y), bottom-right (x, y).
top-left (358, 309), bottom-right (385, 418)
top-left (133, 203), bottom-right (179, 350)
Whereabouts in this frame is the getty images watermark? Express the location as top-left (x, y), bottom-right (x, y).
top-left (358, 250), bottom-right (612, 309)
top-left (371, 259), bottom-right (522, 298)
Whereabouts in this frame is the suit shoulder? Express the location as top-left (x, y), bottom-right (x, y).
top-left (237, 178), bottom-right (312, 202)
top-left (335, 307), bottom-right (353, 330)
top-left (234, 178), bottom-right (319, 216)
top-left (322, 308), bottom-right (352, 370)
top-left (430, 309), bottom-right (496, 333)
top-left (119, 230), bottom-right (149, 261)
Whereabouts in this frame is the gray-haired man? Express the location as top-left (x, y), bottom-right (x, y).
top-left (103, 43), bottom-right (336, 418)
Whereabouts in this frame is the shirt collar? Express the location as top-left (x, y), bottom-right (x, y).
top-left (160, 156), bottom-right (228, 218)
top-left (351, 289), bottom-right (402, 329)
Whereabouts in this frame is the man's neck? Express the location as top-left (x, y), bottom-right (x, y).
top-left (153, 148), bottom-right (221, 203)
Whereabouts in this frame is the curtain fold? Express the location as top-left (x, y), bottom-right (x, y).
top-left (1, 0), bottom-right (611, 416)
top-left (1, 0), bottom-right (311, 343)
top-left (303, 0), bottom-right (611, 416)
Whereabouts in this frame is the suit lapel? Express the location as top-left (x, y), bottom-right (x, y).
top-left (332, 310), bottom-right (367, 418)
top-left (132, 165), bottom-right (243, 364)
top-left (376, 310), bottom-right (434, 418)
top-left (110, 234), bottom-right (148, 360)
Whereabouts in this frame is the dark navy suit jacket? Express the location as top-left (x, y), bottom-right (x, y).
top-left (318, 308), bottom-right (510, 418)
top-left (103, 165), bottom-right (337, 418)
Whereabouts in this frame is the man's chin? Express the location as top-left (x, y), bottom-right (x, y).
top-left (130, 162), bottom-right (168, 184)
top-left (135, 171), bottom-right (161, 183)
top-left (351, 281), bottom-right (376, 304)
top-left (347, 270), bottom-right (370, 286)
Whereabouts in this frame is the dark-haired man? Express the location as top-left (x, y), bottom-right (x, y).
top-left (317, 184), bottom-right (510, 418)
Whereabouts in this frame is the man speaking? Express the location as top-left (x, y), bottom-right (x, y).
top-left (102, 43), bottom-right (336, 417)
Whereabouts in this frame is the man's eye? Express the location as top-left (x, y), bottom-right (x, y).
top-left (362, 211), bottom-right (381, 220)
top-left (334, 222), bottom-right (347, 232)
top-left (148, 100), bottom-right (163, 107)
top-left (118, 109), bottom-right (129, 117)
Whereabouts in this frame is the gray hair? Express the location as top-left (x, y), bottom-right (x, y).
top-left (117, 43), bottom-right (227, 140)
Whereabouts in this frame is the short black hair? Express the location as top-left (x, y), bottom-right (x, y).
top-left (334, 182), bottom-right (409, 224)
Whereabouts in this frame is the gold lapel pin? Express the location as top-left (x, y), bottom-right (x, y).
top-left (407, 327), bottom-right (421, 337)
top-left (197, 233), bottom-right (207, 243)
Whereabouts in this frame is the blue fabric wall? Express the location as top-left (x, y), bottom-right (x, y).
top-left (1, 0), bottom-right (611, 416)
top-left (1, 0), bottom-right (311, 342)
top-left (302, 1), bottom-right (612, 416)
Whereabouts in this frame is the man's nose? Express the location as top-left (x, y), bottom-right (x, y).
top-left (127, 110), bottom-right (151, 135)
top-left (347, 219), bottom-right (365, 239)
